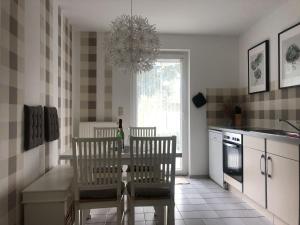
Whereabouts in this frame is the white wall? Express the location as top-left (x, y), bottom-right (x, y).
top-left (238, 0), bottom-right (300, 87)
top-left (112, 34), bottom-right (239, 176)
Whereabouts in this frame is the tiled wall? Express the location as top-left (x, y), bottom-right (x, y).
top-left (206, 82), bottom-right (300, 131)
top-left (206, 88), bottom-right (240, 126)
top-left (0, 1), bottom-right (72, 224)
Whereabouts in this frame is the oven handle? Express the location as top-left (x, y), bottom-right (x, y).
top-left (223, 142), bottom-right (239, 148)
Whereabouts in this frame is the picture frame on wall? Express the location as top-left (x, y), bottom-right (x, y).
top-left (248, 40), bottom-right (269, 94)
top-left (278, 22), bottom-right (300, 89)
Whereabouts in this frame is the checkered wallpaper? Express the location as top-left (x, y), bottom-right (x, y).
top-left (58, 7), bottom-right (62, 149)
top-left (40, 0), bottom-right (53, 172)
top-left (79, 32), bottom-right (113, 122)
top-left (0, 1), bottom-right (73, 224)
top-left (104, 47), bottom-right (113, 121)
top-left (58, 7), bottom-right (73, 152)
top-left (80, 32), bottom-right (97, 121)
top-left (206, 82), bottom-right (300, 131)
top-left (62, 17), bottom-right (73, 149)
top-left (0, 0), bottom-right (25, 224)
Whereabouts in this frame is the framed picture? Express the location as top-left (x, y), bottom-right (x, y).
top-left (279, 22), bottom-right (300, 89)
top-left (248, 40), bottom-right (269, 94)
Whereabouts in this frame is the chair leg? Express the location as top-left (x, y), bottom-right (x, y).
top-left (121, 199), bottom-right (125, 224)
top-left (154, 206), bottom-right (164, 225)
top-left (75, 204), bottom-right (80, 225)
top-left (128, 202), bottom-right (135, 225)
top-left (167, 203), bottom-right (175, 225)
top-left (80, 209), bottom-right (84, 225)
top-left (117, 205), bottom-right (123, 225)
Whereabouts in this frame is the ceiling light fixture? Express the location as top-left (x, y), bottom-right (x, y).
top-left (107, 0), bottom-right (160, 74)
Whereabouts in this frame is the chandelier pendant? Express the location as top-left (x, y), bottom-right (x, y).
top-left (107, 0), bottom-right (160, 74)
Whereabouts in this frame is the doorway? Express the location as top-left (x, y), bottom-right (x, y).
top-left (132, 52), bottom-right (189, 175)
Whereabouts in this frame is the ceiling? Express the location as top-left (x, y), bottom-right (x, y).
top-left (60, 0), bottom-right (286, 35)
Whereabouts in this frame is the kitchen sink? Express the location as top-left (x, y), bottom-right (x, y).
top-left (249, 129), bottom-right (300, 138)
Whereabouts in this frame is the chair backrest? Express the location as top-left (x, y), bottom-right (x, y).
top-left (72, 137), bottom-right (122, 197)
top-left (94, 127), bottom-right (118, 138)
top-left (129, 127), bottom-right (156, 137)
top-left (129, 136), bottom-right (176, 196)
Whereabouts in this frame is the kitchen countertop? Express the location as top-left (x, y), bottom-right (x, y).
top-left (209, 125), bottom-right (300, 145)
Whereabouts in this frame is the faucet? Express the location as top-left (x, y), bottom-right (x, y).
top-left (279, 119), bottom-right (300, 133)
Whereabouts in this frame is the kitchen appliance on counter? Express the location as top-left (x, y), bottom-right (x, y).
top-left (223, 131), bottom-right (243, 192)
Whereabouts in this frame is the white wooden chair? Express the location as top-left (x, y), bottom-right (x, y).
top-left (94, 127), bottom-right (118, 138)
top-left (72, 137), bottom-right (125, 225)
top-left (127, 136), bottom-right (176, 225)
top-left (126, 127), bottom-right (157, 173)
top-left (129, 127), bottom-right (156, 137)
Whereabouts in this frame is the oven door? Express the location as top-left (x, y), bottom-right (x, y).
top-left (223, 141), bottom-right (243, 182)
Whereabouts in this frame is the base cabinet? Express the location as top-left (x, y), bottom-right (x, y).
top-left (243, 147), bottom-right (266, 208)
top-left (267, 153), bottom-right (299, 225)
top-left (242, 136), bottom-right (299, 225)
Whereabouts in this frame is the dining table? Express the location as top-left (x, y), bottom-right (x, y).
top-left (58, 147), bottom-right (182, 165)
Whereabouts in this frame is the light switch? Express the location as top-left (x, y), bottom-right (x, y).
top-left (118, 106), bottom-right (124, 116)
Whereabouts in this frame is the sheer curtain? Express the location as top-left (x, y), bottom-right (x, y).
top-left (136, 58), bottom-right (182, 169)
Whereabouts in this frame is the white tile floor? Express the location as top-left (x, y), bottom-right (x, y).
top-left (86, 178), bottom-right (272, 225)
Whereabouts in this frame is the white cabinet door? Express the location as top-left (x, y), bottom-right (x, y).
top-left (243, 147), bottom-right (266, 208)
top-left (209, 130), bottom-right (223, 187)
top-left (267, 153), bottom-right (299, 225)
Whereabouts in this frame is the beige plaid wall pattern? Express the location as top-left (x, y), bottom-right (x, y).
top-left (0, 0), bottom-right (25, 224)
top-left (40, 0), bottom-right (53, 172)
top-left (58, 8), bottom-right (73, 151)
top-left (80, 32), bottom-right (97, 121)
top-left (58, 6), bottom-right (62, 149)
top-left (104, 49), bottom-right (113, 121)
top-left (206, 81), bottom-right (300, 131)
top-left (62, 17), bottom-right (72, 148)
top-left (79, 32), bottom-right (113, 122)
top-left (0, 1), bottom-right (72, 224)
top-left (102, 33), bottom-right (113, 121)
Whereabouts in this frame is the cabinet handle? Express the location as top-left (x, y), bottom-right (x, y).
top-left (260, 154), bottom-right (265, 175)
top-left (267, 156), bottom-right (272, 178)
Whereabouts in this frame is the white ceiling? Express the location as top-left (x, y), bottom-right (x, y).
top-left (60, 0), bottom-right (286, 35)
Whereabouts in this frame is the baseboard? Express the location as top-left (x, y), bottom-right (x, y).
top-left (188, 175), bottom-right (209, 179)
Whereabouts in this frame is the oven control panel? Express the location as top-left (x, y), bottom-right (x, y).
top-left (223, 132), bottom-right (242, 145)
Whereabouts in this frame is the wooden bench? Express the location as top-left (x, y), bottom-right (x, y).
top-left (22, 166), bottom-right (74, 225)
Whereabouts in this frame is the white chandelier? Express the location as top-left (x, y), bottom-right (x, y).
top-left (107, 0), bottom-right (160, 74)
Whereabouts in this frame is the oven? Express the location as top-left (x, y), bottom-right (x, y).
top-left (223, 132), bottom-right (243, 190)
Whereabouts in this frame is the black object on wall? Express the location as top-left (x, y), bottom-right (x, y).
top-left (24, 105), bottom-right (44, 150)
top-left (192, 92), bottom-right (207, 108)
top-left (44, 106), bottom-right (59, 142)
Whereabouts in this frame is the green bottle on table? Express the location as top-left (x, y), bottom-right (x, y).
top-left (116, 119), bottom-right (124, 150)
